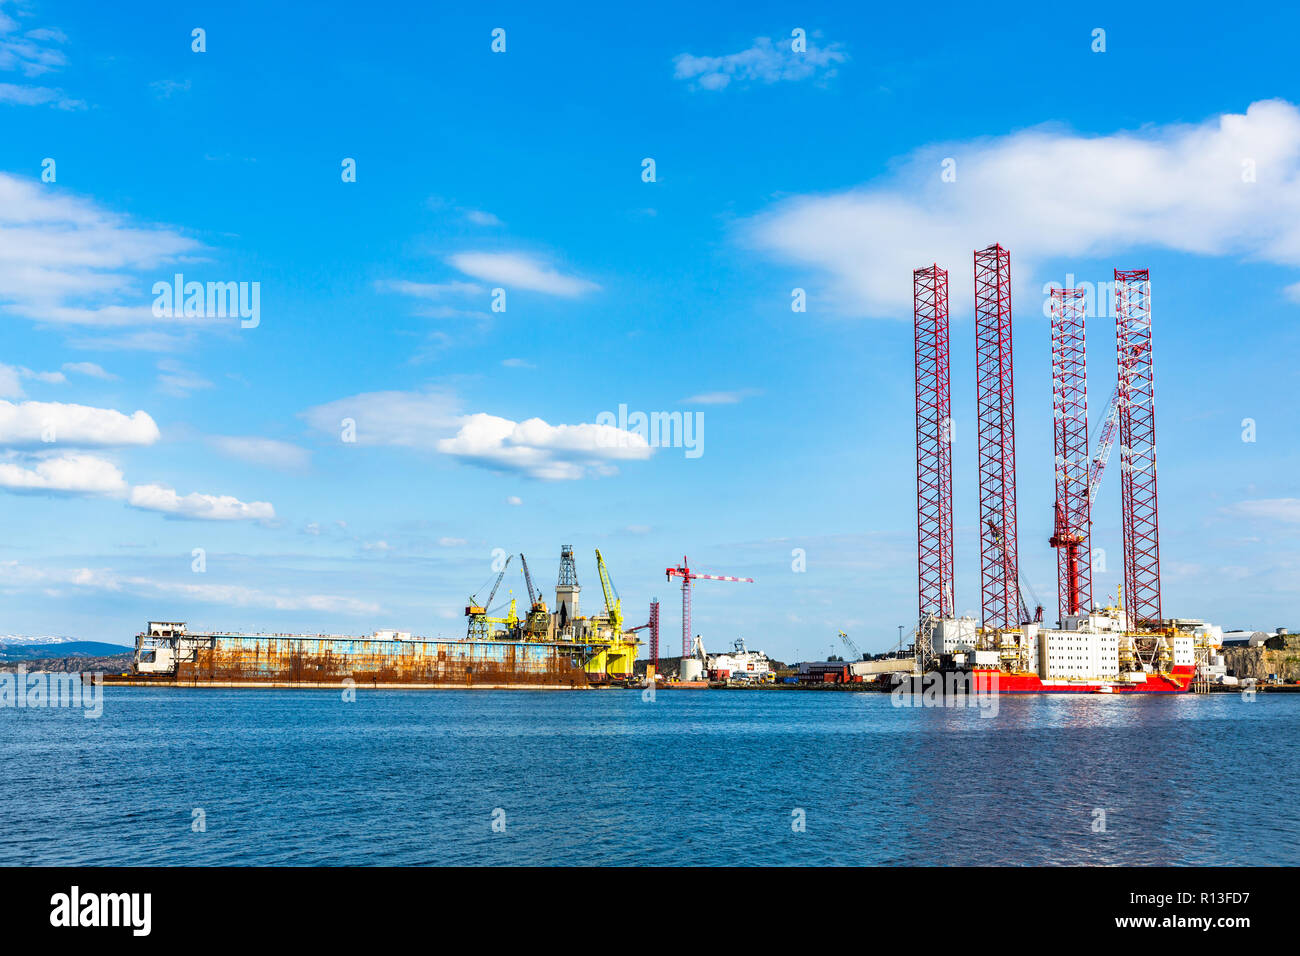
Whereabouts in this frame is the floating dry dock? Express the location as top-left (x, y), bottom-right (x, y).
top-left (100, 622), bottom-right (637, 689)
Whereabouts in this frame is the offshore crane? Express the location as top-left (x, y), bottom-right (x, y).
top-left (593, 549), bottom-right (623, 637)
top-left (838, 630), bottom-right (865, 661)
top-left (1087, 383), bottom-right (1121, 506)
top-left (465, 554), bottom-right (512, 640)
top-left (986, 520), bottom-right (1043, 626)
top-left (1050, 382), bottom-right (1121, 619)
top-left (520, 552), bottom-right (538, 608)
top-left (518, 553), bottom-right (550, 640)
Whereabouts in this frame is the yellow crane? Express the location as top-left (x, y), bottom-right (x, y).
top-left (465, 554), bottom-right (512, 640)
top-left (838, 630), bottom-right (864, 660)
top-left (583, 549), bottom-right (640, 683)
top-left (483, 595), bottom-right (520, 639)
top-left (518, 553), bottom-right (551, 640)
top-left (594, 548), bottom-right (623, 637)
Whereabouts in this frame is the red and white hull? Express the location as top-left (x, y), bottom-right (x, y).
top-left (970, 665), bottom-right (1194, 694)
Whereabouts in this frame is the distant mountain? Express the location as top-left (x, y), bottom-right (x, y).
top-left (0, 641), bottom-right (133, 661)
top-left (0, 635), bottom-right (78, 646)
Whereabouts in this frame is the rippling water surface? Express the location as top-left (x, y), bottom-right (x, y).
top-left (1, 688), bottom-right (1294, 865)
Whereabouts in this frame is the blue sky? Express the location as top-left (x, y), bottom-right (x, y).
top-left (1, 1), bottom-right (1297, 658)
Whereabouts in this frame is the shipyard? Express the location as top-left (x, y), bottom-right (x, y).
top-left (98, 248), bottom-right (1287, 696)
top-left (4, 4), bottom-right (1296, 910)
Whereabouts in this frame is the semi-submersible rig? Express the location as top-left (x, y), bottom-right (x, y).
top-left (461, 545), bottom-right (650, 680)
top-left (109, 546), bottom-right (650, 689)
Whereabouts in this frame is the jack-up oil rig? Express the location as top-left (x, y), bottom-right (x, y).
top-left (910, 249), bottom-right (1218, 692)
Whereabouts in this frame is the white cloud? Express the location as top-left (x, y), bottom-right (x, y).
top-left (448, 251), bottom-right (598, 297)
top-left (1226, 498), bottom-right (1300, 523)
top-left (437, 413), bottom-right (652, 480)
top-left (149, 78), bottom-right (190, 99)
top-left (156, 359), bottom-right (212, 397)
top-left (0, 173), bottom-right (199, 337)
top-left (68, 330), bottom-right (191, 352)
top-left (680, 388), bottom-right (761, 405)
top-left (156, 581), bottom-right (377, 614)
top-left (464, 209), bottom-right (502, 226)
top-left (0, 81), bottom-right (82, 108)
top-left (437, 537), bottom-right (466, 547)
top-left (0, 12), bottom-right (67, 76)
top-left (501, 358), bottom-right (534, 368)
top-left (0, 365), bottom-right (21, 398)
top-left (747, 99), bottom-right (1300, 316)
top-left (375, 279), bottom-right (490, 320)
top-left (673, 35), bottom-right (846, 91)
top-left (61, 361), bottom-right (117, 380)
top-left (0, 453), bottom-right (127, 496)
top-left (0, 400), bottom-right (160, 447)
top-left (209, 436), bottom-right (311, 471)
top-left (304, 388), bottom-right (651, 479)
top-left (505, 495), bottom-right (522, 506)
top-left (0, 410), bottom-right (275, 522)
top-left (128, 483), bottom-right (275, 521)
top-left (375, 278), bottom-right (484, 298)
top-left (0, 561), bottom-right (379, 615)
top-left (0, 12), bottom-right (82, 110)
top-left (302, 388), bottom-right (461, 449)
top-left (0, 364), bottom-right (66, 397)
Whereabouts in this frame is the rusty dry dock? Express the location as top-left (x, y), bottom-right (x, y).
top-left (104, 626), bottom-right (606, 689)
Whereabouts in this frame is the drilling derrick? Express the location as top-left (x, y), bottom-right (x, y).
top-left (974, 244), bottom-right (1019, 632)
top-left (554, 544), bottom-right (580, 631)
top-left (913, 264), bottom-right (954, 624)
top-left (1114, 269), bottom-right (1162, 631)
top-left (1049, 287), bottom-right (1091, 621)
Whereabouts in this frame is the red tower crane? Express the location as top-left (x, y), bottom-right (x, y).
top-left (1114, 269), bottom-right (1162, 629)
top-left (665, 557), bottom-right (753, 658)
top-left (913, 264), bottom-right (954, 622)
top-left (974, 243), bottom-right (1020, 630)
top-left (1049, 287), bottom-right (1092, 621)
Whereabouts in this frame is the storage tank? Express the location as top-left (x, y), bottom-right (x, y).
top-left (680, 658), bottom-right (704, 681)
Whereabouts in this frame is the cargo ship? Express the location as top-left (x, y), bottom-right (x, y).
top-left (914, 599), bottom-right (1214, 695)
top-left (101, 546), bottom-right (646, 690)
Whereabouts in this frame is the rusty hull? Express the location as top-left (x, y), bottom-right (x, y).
top-left (163, 634), bottom-right (592, 689)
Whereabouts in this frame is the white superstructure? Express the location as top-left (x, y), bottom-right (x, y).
top-left (926, 606), bottom-right (1217, 684)
top-left (1040, 628), bottom-right (1120, 679)
top-left (929, 616), bottom-right (978, 655)
top-left (708, 639), bottom-right (772, 680)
